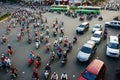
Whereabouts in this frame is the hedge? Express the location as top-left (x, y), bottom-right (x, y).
top-left (0, 13), bottom-right (11, 21)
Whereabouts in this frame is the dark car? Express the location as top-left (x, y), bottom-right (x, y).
top-left (76, 22), bottom-right (89, 34)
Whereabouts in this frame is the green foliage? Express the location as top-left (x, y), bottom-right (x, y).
top-left (7, 0), bottom-right (21, 2)
top-left (0, 13), bottom-right (11, 21)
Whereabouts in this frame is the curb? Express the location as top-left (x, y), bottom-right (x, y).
top-left (0, 18), bottom-right (8, 23)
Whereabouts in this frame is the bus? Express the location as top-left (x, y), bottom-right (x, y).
top-left (75, 6), bottom-right (101, 14)
top-left (49, 5), bottom-right (69, 12)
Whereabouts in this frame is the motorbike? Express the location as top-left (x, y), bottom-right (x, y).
top-left (35, 56), bottom-right (41, 68)
top-left (35, 60), bottom-right (41, 68)
top-left (6, 27), bottom-right (11, 35)
top-left (103, 33), bottom-right (107, 40)
top-left (49, 51), bottom-right (55, 64)
top-left (61, 57), bottom-right (67, 64)
top-left (10, 68), bottom-right (18, 80)
top-left (17, 34), bottom-right (21, 41)
top-left (98, 16), bottom-right (103, 21)
top-left (73, 37), bottom-right (77, 43)
top-left (53, 31), bottom-right (57, 37)
top-left (35, 41), bottom-right (40, 49)
top-left (64, 40), bottom-right (68, 47)
top-left (46, 29), bottom-right (49, 35)
top-left (87, 15), bottom-right (93, 20)
top-left (8, 48), bottom-right (13, 56)
top-left (1, 37), bottom-right (7, 44)
top-left (28, 38), bottom-right (32, 44)
top-left (44, 70), bottom-right (51, 79)
top-left (58, 37), bottom-right (63, 43)
top-left (79, 16), bottom-right (85, 21)
top-left (28, 58), bottom-right (34, 66)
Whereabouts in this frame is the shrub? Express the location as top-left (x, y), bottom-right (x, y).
top-left (0, 13), bottom-right (11, 21)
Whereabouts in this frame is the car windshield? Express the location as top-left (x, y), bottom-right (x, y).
top-left (93, 33), bottom-right (100, 38)
top-left (94, 25), bottom-right (100, 28)
top-left (83, 71), bottom-right (96, 80)
top-left (79, 25), bottom-right (85, 28)
top-left (81, 46), bottom-right (92, 53)
top-left (108, 42), bottom-right (119, 49)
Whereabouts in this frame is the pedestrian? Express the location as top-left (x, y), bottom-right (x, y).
top-left (56, 18), bottom-right (58, 24)
top-left (51, 72), bottom-right (58, 80)
top-left (61, 72), bottom-right (68, 80)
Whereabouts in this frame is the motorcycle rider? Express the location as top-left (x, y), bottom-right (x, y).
top-left (46, 42), bottom-right (50, 51)
top-left (40, 32), bottom-right (44, 42)
top-left (51, 72), bottom-right (58, 80)
top-left (46, 28), bottom-right (49, 35)
top-left (35, 54), bottom-right (41, 67)
top-left (8, 44), bottom-right (12, 51)
top-left (61, 73), bottom-right (68, 80)
top-left (17, 33), bottom-right (21, 41)
top-left (29, 51), bottom-right (35, 60)
top-left (44, 63), bottom-right (51, 72)
top-left (60, 27), bottom-right (64, 37)
top-left (45, 35), bottom-right (49, 43)
top-left (32, 69), bottom-right (39, 79)
top-left (66, 41), bottom-right (72, 52)
top-left (73, 35), bottom-right (77, 43)
top-left (49, 51), bottom-right (55, 61)
top-left (63, 37), bottom-right (68, 47)
top-left (103, 28), bottom-right (108, 40)
top-left (10, 67), bottom-right (18, 79)
top-left (36, 54), bottom-right (41, 61)
top-left (4, 57), bottom-right (11, 72)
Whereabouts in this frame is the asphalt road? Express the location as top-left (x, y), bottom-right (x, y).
top-left (0, 8), bottom-right (120, 80)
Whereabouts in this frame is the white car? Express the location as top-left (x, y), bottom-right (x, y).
top-left (106, 36), bottom-right (120, 58)
top-left (76, 22), bottom-right (89, 34)
top-left (91, 31), bottom-right (103, 44)
top-left (77, 40), bottom-right (96, 62)
top-left (92, 24), bottom-right (102, 33)
top-left (105, 21), bottom-right (120, 29)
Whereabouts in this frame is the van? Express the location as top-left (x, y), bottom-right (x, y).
top-left (106, 36), bottom-right (120, 58)
top-left (77, 59), bottom-right (106, 80)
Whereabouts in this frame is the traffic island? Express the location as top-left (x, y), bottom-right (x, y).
top-left (0, 13), bottom-right (11, 22)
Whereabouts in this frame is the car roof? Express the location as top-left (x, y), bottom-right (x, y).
top-left (83, 43), bottom-right (94, 49)
top-left (82, 22), bottom-right (89, 25)
top-left (111, 21), bottom-right (120, 23)
top-left (87, 40), bottom-right (96, 46)
top-left (94, 31), bottom-right (102, 34)
top-left (109, 36), bottom-right (119, 43)
top-left (86, 59), bottom-right (104, 75)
